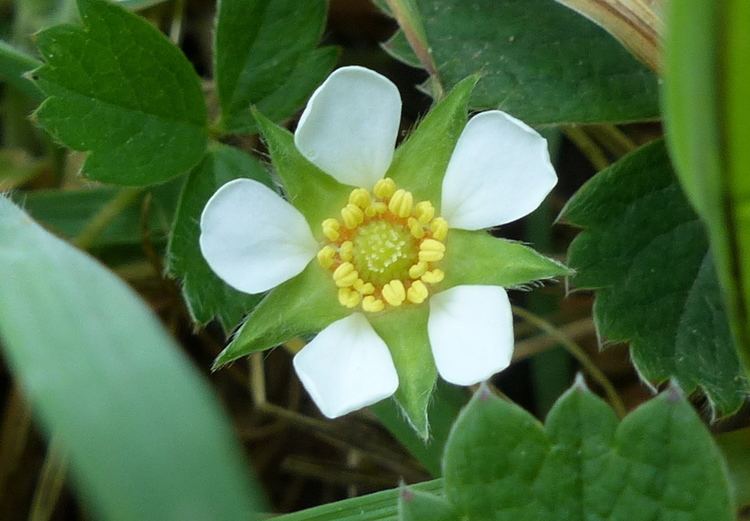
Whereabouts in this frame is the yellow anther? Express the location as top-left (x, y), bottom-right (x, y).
top-left (407, 280), bottom-right (429, 304)
top-left (421, 269), bottom-right (445, 284)
top-left (333, 262), bottom-right (359, 287)
top-left (419, 238), bottom-right (445, 262)
top-left (362, 295), bottom-right (385, 313)
top-left (388, 189), bottom-right (414, 218)
top-left (339, 241), bottom-right (354, 262)
top-left (373, 178), bottom-right (396, 200)
top-left (338, 288), bottom-right (362, 308)
top-left (365, 201), bottom-right (387, 218)
top-left (408, 261), bottom-right (428, 279)
top-left (381, 279), bottom-right (406, 306)
top-left (322, 218), bottom-right (340, 241)
top-left (430, 217), bottom-right (448, 241)
top-left (407, 217), bottom-right (425, 239)
top-left (316, 245), bottom-right (336, 269)
top-left (349, 188), bottom-right (371, 209)
top-left (415, 201), bottom-right (435, 224)
top-left (354, 278), bottom-right (375, 295)
top-left (341, 203), bottom-right (364, 229)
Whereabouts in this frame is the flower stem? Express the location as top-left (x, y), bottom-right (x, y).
top-left (511, 305), bottom-right (627, 418)
top-left (28, 436), bottom-right (67, 521)
top-left (72, 188), bottom-right (143, 250)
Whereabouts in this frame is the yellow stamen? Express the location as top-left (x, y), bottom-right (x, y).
top-left (362, 295), bottom-right (385, 312)
top-left (316, 245), bottom-right (336, 269)
top-left (365, 201), bottom-right (387, 218)
top-left (415, 201), bottom-right (435, 224)
top-left (421, 269), bottom-right (445, 284)
top-left (349, 188), bottom-right (371, 209)
top-left (333, 262), bottom-right (359, 287)
top-left (407, 217), bottom-right (425, 239)
top-left (373, 178), bottom-right (396, 199)
top-left (408, 261), bottom-right (428, 279)
top-left (430, 217), bottom-right (448, 241)
top-left (341, 203), bottom-right (364, 229)
top-left (388, 189), bottom-right (414, 218)
top-left (407, 280), bottom-right (429, 304)
top-left (381, 279), bottom-right (406, 306)
top-left (353, 278), bottom-right (375, 295)
top-left (322, 218), bottom-right (340, 241)
top-left (338, 288), bottom-right (362, 308)
top-left (339, 241), bottom-right (354, 262)
top-left (419, 238), bottom-right (445, 262)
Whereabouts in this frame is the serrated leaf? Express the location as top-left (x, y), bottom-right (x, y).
top-left (434, 385), bottom-right (734, 520)
top-left (32, 0), bottom-right (207, 186)
top-left (663, 1), bottom-right (750, 376)
top-left (167, 145), bottom-right (271, 332)
top-left (384, 0), bottom-right (659, 125)
top-left (213, 263), bottom-right (347, 368)
top-left (560, 140), bottom-right (749, 414)
top-left (442, 230), bottom-right (572, 291)
top-left (215, 0), bottom-right (335, 134)
top-left (0, 197), bottom-right (259, 519)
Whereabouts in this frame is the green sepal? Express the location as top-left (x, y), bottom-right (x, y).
top-left (398, 486), bottom-right (457, 521)
top-left (253, 109), bottom-right (350, 234)
top-left (370, 305), bottom-right (437, 440)
top-left (213, 263), bottom-right (347, 369)
top-left (441, 229), bottom-right (572, 290)
top-left (167, 144), bottom-right (270, 332)
top-left (387, 75), bottom-right (478, 206)
top-left (32, 0), bottom-right (207, 186)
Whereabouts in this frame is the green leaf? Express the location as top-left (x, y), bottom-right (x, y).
top-left (560, 140), bottom-right (749, 414)
top-left (273, 479), bottom-right (444, 521)
top-left (370, 305), bottom-right (436, 440)
top-left (0, 197), bottom-right (260, 519)
top-left (167, 145), bottom-right (271, 332)
top-left (441, 230), bottom-right (571, 290)
top-left (716, 428), bottom-right (750, 508)
top-left (435, 384), bottom-right (734, 520)
top-left (253, 109), bottom-right (350, 232)
top-left (32, 0), bottom-right (207, 186)
top-left (215, 0), bottom-right (335, 134)
top-left (399, 486), bottom-right (456, 521)
top-left (0, 40), bottom-right (43, 101)
top-left (663, 1), bottom-right (750, 377)
top-left (213, 262), bottom-right (348, 368)
top-left (387, 75), bottom-right (476, 205)
top-left (384, 0), bottom-right (659, 125)
top-left (17, 186), bottom-right (175, 250)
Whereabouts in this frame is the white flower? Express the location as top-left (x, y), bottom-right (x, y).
top-left (200, 66), bottom-right (556, 419)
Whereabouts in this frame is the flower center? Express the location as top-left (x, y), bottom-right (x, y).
top-left (316, 178), bottom-right (448, 313)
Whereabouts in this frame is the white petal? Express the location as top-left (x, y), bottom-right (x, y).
top-left (293, 313), bottom-right (399, 418)
top-left (440, 110), bottom-right (557, 230)
top-left (428, 285), bottom-right (514, 386)
top-left (294, 66), bottom-right (401, 188)
top-left (199, 179), bottom-right (317, 294)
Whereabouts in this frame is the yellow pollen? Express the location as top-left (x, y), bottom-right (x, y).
top-left (415, 201), bottom-right (435, 224)
top-left (338, 288), bottom-right (362, 308)
top-left (373, 178), bottom-right (396, 199)
top-left (333, 262), bottom-right (359, 287)
top-left (407, 217), bottom-right (425, 239)
top-left (422, 269), bottom-right (445, 284)
top-left (339, 241), bottom-right (354, 262)
top-left (362, 295), bottom-right (385, 313)
top-left (317, 245), bottom-right (336, 269)
top-left (430, 217), bottom-right (448, 241)
top-left (341, 203), bottom-right (364, 229)
top-left (322, 218), bottom-right (340, 241)
top-left (318, 180), bottom-right (448, 312)
top-left (382, 279), bottom-right (406, 307)
top-left (388, 189), bottom-right (414, 218)
top-left (349, 188), bottom-right (371, 208)
top-left (419, 238), bottom-right (445, 262)
top-left (407, 280), bottom-right (429, 304)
